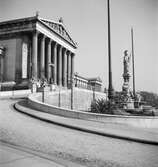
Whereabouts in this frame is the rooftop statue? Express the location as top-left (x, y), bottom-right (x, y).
top-left (59, 17), bottom-right (63, 23)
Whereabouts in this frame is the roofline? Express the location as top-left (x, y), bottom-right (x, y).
top-left (74, 73), bottom-right (102, 83)
top-left (88, 80), bottom-right (102, 85)
top-left (0, 16), bottom-right (37, 26)
top-left (74, 73), bottom-right (88, 80)
top-left (0, 15), bottom-right (77, 49)
top-left (88, 78), bottom-right (102, 82)
top-left (39, 19), bottom-right (77, 49)
top-left (39, 17), bottom-right (62, 25)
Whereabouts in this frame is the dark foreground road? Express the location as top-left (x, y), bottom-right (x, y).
top-left (0, 99), bottom-right (158, 167)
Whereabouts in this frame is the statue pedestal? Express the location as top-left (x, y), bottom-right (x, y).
top-left (121, 91), bottom-right (134, 109)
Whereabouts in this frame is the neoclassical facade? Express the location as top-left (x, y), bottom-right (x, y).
top-left (74, 73), bottom-right (102, 92)
top-left (0, 14), bottom-right (77, 89)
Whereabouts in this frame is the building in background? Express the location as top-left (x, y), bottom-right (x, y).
top-left (0, 14), bottom-right (77, 90)
top-left (0, 15), bottom-right (103, 92)
top-left (74, 73), bottom-right (102, 92)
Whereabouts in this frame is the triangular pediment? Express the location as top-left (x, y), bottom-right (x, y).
top-left (40, 18), bottom-right (77, 48)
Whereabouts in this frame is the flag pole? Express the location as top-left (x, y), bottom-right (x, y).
top-left (107, 0), bottom-right (114, 100)
top-left (131, 27), bottom-right (136, 99)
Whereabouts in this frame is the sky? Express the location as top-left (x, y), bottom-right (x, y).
top-left (0, 0), bottom-right (157, 93)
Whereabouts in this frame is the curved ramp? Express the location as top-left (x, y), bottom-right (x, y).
top-left (15, 100), bottom-right (158, 145)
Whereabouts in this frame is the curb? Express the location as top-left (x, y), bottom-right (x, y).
top-left (14, 101), bottom-right (158, 146)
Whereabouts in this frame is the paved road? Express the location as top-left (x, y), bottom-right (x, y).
top-left (16, 100), bottom-right (158, 144)
top-left (0, 142), bottom-right (65, 167)
top-left (0, 99), bottom-right (158, 167)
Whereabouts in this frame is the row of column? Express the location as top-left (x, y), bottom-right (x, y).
top-left (75, 79), bottom-right (88, 89)
top-left (32, 30), bottom-right (75, 87)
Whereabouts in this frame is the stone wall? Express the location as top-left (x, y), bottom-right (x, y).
top-left (28, 93), bottom-right (158, 129)
top-left (41, 87), bottom-right (107, 111)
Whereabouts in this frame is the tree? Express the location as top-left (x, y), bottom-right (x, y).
top-left (140, 91), bottom-right (158, 108)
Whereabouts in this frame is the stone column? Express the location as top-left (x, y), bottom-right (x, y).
top-left (47, 39), bottom-right (51, 82)
top-left (67, 51), bottom-right (71, 87)
top-left (0, 56), bottom-right (4, 82)
top-left (71, 53), bottom-right (75, 81)
top-left (63, 48), bottom-right (67, 87)
top-left (58, 45), bottom-right (62, 86)
top-left (32, 31), bottom-right (38, 79)
top-left (53, 42), bottom-right (57, 85)
top-left (40, 35), bottom-right (45, 78)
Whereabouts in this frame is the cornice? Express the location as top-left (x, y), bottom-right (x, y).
top-left (0, 16), bottom-right (77, 49)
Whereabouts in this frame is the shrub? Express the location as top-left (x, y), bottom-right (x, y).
top-left (90, 98), bottom-right (132, 115)
top-left (140, 91), bottom-right (158, 109)
top-left (90, 99), bottom-right (114, 114)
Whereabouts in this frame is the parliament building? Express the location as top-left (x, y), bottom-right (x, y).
top-left (0, 15), bottom-right (102, 91)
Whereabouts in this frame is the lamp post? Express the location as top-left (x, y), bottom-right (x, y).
top-left (131, 27), bottom-right (136, 99)
top-left (0, 46), bottom-right (5, 83)
top-left (42, 86), bottom-right (44, 103)
top-left (58, 87), bottom-right (61, 107)
top-left (40, 78), bottom-right (47, 103)
top-left (107, 0), bottom-right (114, 101)
top-left (71, 74), bottom-right (74, 110)
top-left (93, 85), bottom-right (95, 101)
top-left (48, 63), bottom-right (55, 91)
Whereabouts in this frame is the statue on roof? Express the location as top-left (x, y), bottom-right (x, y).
top-left (59, 17), bottom-right (63, 23)
top-left (36, 11), bottom-right (39, 17)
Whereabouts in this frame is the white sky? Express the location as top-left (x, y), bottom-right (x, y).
top-left (0, 0), bottom-right (157, 93)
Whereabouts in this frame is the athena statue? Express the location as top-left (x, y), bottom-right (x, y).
top-left (123, 50), bottom-right (131, 75)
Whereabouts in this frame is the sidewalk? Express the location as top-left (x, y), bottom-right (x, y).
top-left (15, 100), bottom-right (158, 145)
top-left (0, 142), bottom-right (64, 167)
